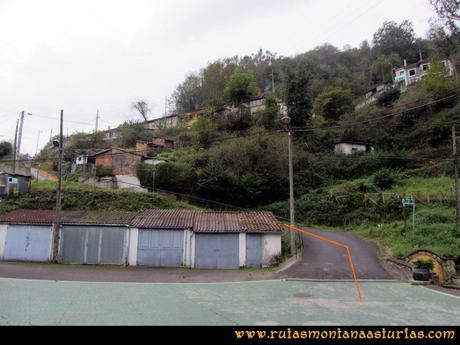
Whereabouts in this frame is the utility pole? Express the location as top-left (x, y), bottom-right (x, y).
top-left (16, 111), bottom-right (32, 158)
top-left (35, 130), bottom-right (41, 156)
top-left (52, 110), bottom-right (64, 263)
top-left (453, 125), bottom-right (460, 231)
top-left (12, 119), bottom-right (19, 174)
top-left (49, 128), bottom-right (53, 142)
top-left (95, 109), bottom-right (100, 132)
top-left (16, 111), bottom-right (25, 158)
top-left (152, 165), bottom-right (156, 191)
top-left (288, 131), bottom-right (295, 228)
top-left (271, 67), bottom-right (275, 95)
top-left (281, 113), bottom-right (296, 255)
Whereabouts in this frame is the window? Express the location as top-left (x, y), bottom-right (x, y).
top-left (409, 69), bottom-right (416, 76)
top-left (422, 64), bottom-right (430, 71)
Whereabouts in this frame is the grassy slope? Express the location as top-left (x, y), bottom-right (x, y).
top-left (340, 176), bottom-right (459, 259)
top-left (0, 180), bottom-right (199, 214)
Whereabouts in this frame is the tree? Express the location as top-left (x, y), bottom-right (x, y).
top-left (284, 61), bottom-right (313, 126)
top-left (422, 60), bottom-right (454, 98)
top-left (171, 74), bottom-right (203, 113)
top-left (372, 20), bottom-right (416, 58)
top-left (132, 100), bottom-right (150, 122)
top-left (116, 121), bottom-right (151, 148)
top-left (191, 116), bottom-right (214, 148)
top-left (201, 58), bottom-right (238, 107)
top-left (260, 93), bottom-right (280, 129)
top-left (430, 0), bottom-right (460, 32)
top-left (377, 88), bottom-right (401, 107)
top-left (0, 141), bottom-right (12, 158)
top-left (224, 70), bottom-right (257, 107)
top-left (313, 87), bottom-right (353, 121)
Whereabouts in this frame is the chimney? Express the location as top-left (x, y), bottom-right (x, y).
top-left (404, 59), bottom-right (407, 67)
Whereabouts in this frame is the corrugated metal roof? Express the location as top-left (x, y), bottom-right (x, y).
top-left (131, 209), bottom-right (196, 229)
top-left (0, 209), bottom-right (77, 225)
top-left (61, 211), bottom-right (137, 226)
top-left (239, 211), bottom-right (283, 233)
top-left (194, 212), bottom-right (240, 233)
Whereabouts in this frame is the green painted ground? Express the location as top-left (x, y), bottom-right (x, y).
top-left (0, 278), bottom-right (459, 325)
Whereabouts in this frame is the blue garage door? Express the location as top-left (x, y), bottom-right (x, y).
top-left (60, 226), bottom-right (127, 265)
top-left (195, 233), bottom-right (239, 269)
top-left (137, 230), bottom-right (184, 267)
top-left (4, 225), bottom-right (52, 262)
top-left (246, 234), bottom-right (262, 267)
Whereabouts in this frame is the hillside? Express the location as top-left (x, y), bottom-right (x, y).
top-left (0, 180), bottom-right (199, 215)
top-left (25, 19), bottom-right (460, 267)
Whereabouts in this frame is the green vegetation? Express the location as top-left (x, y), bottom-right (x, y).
top-left (0, 141), bottom-right (13, 159)
top-left (224, 70), bottom-right (257, 107)
top-left (413, 259), bottom-right (435, 270)
top-left (0, 181), bottom-right (198, 214)
top-left (351, 206), bottom-right (459, 262)
top-left (313, 87), bottom-right (353, 121)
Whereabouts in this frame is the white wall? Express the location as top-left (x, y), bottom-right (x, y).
top-left (262, 233), bottom-right (281, 267)
top-left (334, 143), bottom-right (368, 155)
top-left (239, 233), bottom-right (246, 267)
top-left (0, 224), bottom-right (7, 259)
top-left (190, 231), bottom-right (196, 268)
top-left (183, 229), bottom-right (193, 267)
top-left (128, 228), bottom-right (138, 266)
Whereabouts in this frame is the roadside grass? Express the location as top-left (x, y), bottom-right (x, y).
top-left (388, 176), bottom-right (454, 199)
top-left (348, 206), bottom-right (459, 261)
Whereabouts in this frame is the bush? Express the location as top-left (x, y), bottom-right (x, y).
top-left (373, 168), bottom-right (396, 190)
top-left (0, 141), bottom-right (13, 158)
top-left (313, 87), bottom-right (353, 121)
top-left (116, 121), bottom-right (152, 148)
top-left (377, 88), bottom-right (401, 107)
top-left (413, 259), bottom-right (434, 270)
top-left (95, 165), bottom-right (113, 177)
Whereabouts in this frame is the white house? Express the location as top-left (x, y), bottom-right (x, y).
top-left (334, 141), bottom-right (374, 155)
top-left (394, 58), bottom-right (454, 91)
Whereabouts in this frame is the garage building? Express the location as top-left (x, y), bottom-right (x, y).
top-left (60, 211), bottom-right (136, 265)
top-left (0, 210), bottom-right (75, 262)
top-left (130, 210), bottom-right (282, 269)
top-left (0, 209), bottom-right (282, 269)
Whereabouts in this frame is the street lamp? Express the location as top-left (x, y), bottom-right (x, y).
top-left (281, 113), bottom-right (296, 255)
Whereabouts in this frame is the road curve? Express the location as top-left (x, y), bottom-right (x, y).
top-left (278, 228), bottom-right (391, 280)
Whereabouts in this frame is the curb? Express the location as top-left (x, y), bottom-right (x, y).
top-left (285, 278), bottom-right (402, 283)
top-left (276, 252), bottom-right (302, 273)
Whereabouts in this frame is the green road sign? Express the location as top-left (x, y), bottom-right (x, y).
top-left (402, 197), bottom-right (415, 206)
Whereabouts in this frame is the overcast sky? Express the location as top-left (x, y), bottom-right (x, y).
top-left (0, 0), bottom-right (435, 155)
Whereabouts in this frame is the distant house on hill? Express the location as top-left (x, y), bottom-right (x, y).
top-left (393, 58), bottom-right (454, 91)
top-left (135, 138), bottom-right (174, 154)
top-left (0, 168), bottom-right (32, 198)
top-left (93, 147), bottom-right (145, 175)
top-left (104, 127), bottom-right (119, 140)
top-left (334, 141), bottom-right (374, 155)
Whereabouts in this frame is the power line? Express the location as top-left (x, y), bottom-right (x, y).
top-left (291, 91), bottom-right (460, 133)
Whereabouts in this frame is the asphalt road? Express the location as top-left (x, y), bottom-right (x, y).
top-left (279, 228), bottom-right (391, 280)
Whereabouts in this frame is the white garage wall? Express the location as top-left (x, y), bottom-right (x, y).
top-left (262, 233), bottom-right (281, 267)
top-left (184, 229), bottom-right (193, 267)
top-left (190, 231), bottom-right (196, 268)
top-left (128, 228), bottom-right (138, 266)
top-left (0, 224), bottom-right (7, 259)
top-left (239, 233), bottom-right (246, 267)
